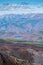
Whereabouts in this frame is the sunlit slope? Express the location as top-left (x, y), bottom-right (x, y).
top-left (0, 39), bottom-right (43, 47)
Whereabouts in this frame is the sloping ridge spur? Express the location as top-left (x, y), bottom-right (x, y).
top-left (0, 52), bottom-right (30, 65)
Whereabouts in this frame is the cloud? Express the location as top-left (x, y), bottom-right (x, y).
top-left (0, 4), bottom-right (43, 16)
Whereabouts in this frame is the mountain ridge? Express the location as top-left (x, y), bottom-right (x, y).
top-left (0, 14), bottom-right (43, 41)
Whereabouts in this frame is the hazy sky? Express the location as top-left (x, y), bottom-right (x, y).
top-left (0, 0), bottom-right (43, 14)
top-left (0, 0), bottom-right (43, 4)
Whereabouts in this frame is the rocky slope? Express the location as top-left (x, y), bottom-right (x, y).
top-left (0, 50), bottom-right (31, 65)
top-left (0, 43), bottom-right (43, 65)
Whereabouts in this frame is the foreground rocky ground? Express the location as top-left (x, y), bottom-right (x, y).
top-left (0, 44), bottom-right (43, 65)
top-left (0, 52), bottom-right (30, 65)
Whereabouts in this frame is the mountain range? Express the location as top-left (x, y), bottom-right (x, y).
top-left (0, 14), bottom-right (43, 41)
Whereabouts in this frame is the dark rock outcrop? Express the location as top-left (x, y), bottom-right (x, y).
top-left (0, 52), bottom-right (30, 65)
